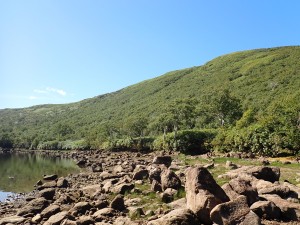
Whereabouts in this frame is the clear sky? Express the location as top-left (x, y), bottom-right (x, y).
top-left (0, 1), bottom-right (299, 109)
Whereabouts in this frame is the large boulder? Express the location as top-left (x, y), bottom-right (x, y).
top-left (161, 169), bottom-right (181, 191)
top-left (147, 208), bottom-right (199, 225)
top-left (210, 195), bottom-right (261, 225)
top-left (185, 166), bottom-right (229, 225)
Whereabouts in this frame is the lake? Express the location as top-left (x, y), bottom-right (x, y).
top-left (0, 152), bottom-right (80, 202)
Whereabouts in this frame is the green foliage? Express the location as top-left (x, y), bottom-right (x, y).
top-left (37, 139), bottom-right (88, 150)
top-left (153, 129), bottom-right (217, 154)
top-left (0, 46), bottom-right (299, 155)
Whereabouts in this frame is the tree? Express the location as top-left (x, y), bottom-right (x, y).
top-left (123, 116), bottom-right (148, 139)
top-left (199, 90), bottom-right (243, 128)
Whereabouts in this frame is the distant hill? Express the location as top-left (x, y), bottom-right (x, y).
top-left (1, 46), bottom-right (299, 153)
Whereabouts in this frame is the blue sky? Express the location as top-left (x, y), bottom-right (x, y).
top-left (0, 1), bottom-right (299, 109)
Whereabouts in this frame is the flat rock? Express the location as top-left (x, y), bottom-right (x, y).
top-left (17, 197), bottom-right (49, 216)
top-left (41, 204), bottom-right (61, 218)
top-left (44, 211), bottom-right (68, 225)
top-left (0, 215), bottom-right (26, 225)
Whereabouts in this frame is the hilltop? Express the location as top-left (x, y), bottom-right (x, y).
top-left (0, 46), bottom-right (299, 155)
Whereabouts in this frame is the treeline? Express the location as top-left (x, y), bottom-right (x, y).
top-left (1, 89), bottom-right (299, 157)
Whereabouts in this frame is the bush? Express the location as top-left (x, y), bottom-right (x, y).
top-left (153, 129), bottom-right (217, 154)
top-left (37, 139), bottom-right (89, 150)
top-left (211, 125), bottom-right (288, 156)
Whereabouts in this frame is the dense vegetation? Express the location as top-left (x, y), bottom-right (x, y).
top-left (0, 46), bottom-right (299, 156)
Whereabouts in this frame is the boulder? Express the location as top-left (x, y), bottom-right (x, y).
top-left (39, 188), bottom-right (56, 200)
top-left (161, 169), bottom-right (181, 191)
top-left (112, 183), bottom-right (134, 194)
top-left (225, 166), bottom-right (280, 183)
top-left (258, 184), bottom-right (291, 198)
top-left (57, 177), bottom-right (69, 188)
top-left (210, 195), bottom-right (260, 225)
top-left (39, 180), bottom-right (57, 190)
top-left (250, 200), bottom-right (281, 220)
top-left (132, 169), bottom-right (149, 180)
top-left (17, 197), bottom-right (49, 216)
top-left (185, 166), bottom-right (229, 224)
top-left (148, 165), bottom-right (163, 183)
top-left (78, 215), bottom-right (95, 225)
top-left (41, 204), bottom-right (61, 219)
top-left (69, 201), bottom-right (91, 216)
top-left (221, 183), bottom-right (241, 200)
top-left (147, 208), bottom-right (199, 225)
top-left (93, 208), bottom-right (116, 221)
top-left (110, 194), bottom-right (126, 211)
top-left (161, 188), bottom-right (177, 203)
top-left (260, 194), bottom-right (300, 221)
top-left (0, 215), bottom-right (26, 224)
top-left (228, 177), bottom-right (259, 205)
top-left (152, 156), bottom-right (172, 167)
top-left (44, 211), bottom-right (68, 225)
top-left (151, 180), bottom-right (162, 192)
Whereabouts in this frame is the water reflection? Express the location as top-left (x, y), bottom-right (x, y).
top-left (0, 152), bottom-right (79, 199)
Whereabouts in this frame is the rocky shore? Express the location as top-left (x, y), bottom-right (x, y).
top-left (0, 149), bottom-right (300, 225)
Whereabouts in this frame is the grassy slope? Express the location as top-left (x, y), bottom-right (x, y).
top-left (0, 46), bottom-right (299, 143)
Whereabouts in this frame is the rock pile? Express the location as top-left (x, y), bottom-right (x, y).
top-left (0, 150), bottom-right (300, 225)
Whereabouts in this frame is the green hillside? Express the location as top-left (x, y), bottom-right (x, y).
top-left (0, 46), bottom-right (299, 155)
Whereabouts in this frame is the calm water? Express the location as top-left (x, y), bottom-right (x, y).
top-left (0, 152), bottom-right (80, 202)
